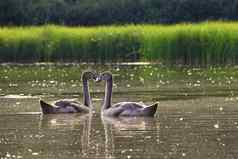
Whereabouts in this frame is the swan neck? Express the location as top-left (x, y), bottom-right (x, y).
top-left (103, 78), bottom-right (112, 110)
top-left (83, 79), bottom-right (91, 107)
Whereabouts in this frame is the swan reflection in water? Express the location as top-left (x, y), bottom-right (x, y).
top-left (39, 113), bottom-right (90, 129)
top-left (102, 115), bottom-right (160, 159)
top-left (102, 116), bottom-right (159, 158)
top-left (39, 113), bottom-right (159, 159)
top-left (102, 116), bottom-right (159, 132)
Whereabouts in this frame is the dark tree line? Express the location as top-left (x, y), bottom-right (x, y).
top-left (1, 0), bottom-right (238, 26)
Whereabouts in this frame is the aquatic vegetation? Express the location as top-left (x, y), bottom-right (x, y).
top-left (140, 22), bottom-right (238, 65)
top-left (0, 25), bottom-right (140, 63)
top-left (1, 64), bottom-right (238, 98)
top-left (1, 22), bottom-right (238, 65)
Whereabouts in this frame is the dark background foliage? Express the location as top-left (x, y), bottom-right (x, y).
top-left (0, 0), bottom-right (237, 26)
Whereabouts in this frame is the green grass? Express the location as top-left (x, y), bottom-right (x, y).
top-left (1, 22), bottom-right (238, 65)
top-left (140, 22), bottom-right (238, 65)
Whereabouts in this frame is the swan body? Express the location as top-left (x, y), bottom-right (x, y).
top-left (40, 99), bottom-right (90, 114)
top-left (103, 102), bottom-right (158, 116)
top-left (40, 71), bottom-right (97, 114)
top-left (98, 72), bottom-right (158, 117)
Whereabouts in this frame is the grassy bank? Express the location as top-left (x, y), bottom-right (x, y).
top-left (1, 22), bottom-right (238, 65)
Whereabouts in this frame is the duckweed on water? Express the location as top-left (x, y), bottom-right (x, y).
top-left (1, 64), bottom-right (238, 97)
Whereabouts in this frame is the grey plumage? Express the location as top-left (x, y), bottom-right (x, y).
top-left (40, 71), bottom-right (97, 114)
top-left (98, 72), bottom-right (158, 117)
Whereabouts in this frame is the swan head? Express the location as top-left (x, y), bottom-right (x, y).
top-left (82, 70), bottom-right (98, 81)
top-left (96, 72), bottom-right (112, 82)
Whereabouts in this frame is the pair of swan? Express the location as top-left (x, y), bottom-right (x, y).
top-left (40, 71), bottom-right (158, 117)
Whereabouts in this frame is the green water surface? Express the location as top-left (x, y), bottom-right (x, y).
top-left (1, 64), bottom-right (238, 159)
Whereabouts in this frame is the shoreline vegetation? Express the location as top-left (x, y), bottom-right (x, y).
top-left (1, 22), bottom-right (238, 65)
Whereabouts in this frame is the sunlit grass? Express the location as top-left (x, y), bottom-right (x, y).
top-left (140, 22), bottom-right (238, 65)
top-left (1, 22), bottom-right (238, 65)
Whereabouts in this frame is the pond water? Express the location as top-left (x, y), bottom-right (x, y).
top-left (1, 64), bottom-right (238, 159)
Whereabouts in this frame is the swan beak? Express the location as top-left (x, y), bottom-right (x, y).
top-left (95, 76), bottom-right (101, 82)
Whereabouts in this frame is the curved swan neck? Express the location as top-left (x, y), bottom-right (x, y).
top-left (83, 78), bottom-right (91, 107)
top-left (103, 77), bottom-right (112, 110)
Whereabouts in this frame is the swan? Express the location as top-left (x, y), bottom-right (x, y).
top-left (97, 72), bottom-right (158, 117)
top-left (40, 71), bottom-right (97, 114)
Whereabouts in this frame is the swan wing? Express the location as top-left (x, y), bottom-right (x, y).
top-left (54, 99), bottom-right (89, 113)
top-left (106, 102), bottom-right (157, 116)
top-left (105, 102), bottom-right (144, 116)
top-left (54, 99), bottom-right (82, 107)
top-left (112, 102), bottom-right (143, 109)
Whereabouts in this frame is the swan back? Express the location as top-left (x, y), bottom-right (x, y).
top-left (40, 99), bottom-right (89, 114)
top-left (103, 102), bottom-right (158, 117)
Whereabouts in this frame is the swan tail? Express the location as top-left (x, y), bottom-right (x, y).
top-left (143, 102), bottom-right (158, 116)
top-left (40, 100), bottom-right (55, 114)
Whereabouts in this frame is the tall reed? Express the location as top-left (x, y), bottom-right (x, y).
top-left (1, 22), bottom-right (238, 65)
top-left (140, 22), bottom-right (238, 65)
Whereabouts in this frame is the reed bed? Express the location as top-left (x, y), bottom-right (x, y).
top-left (1, 22), bottom-right (238, 65)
